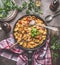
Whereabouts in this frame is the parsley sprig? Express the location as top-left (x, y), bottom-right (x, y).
top-left (31, 27), bottom-right (40, 37)
top-left (0, 0), bottom-right (43, 18)
top-left (50, 35), bottom-right (60, 50)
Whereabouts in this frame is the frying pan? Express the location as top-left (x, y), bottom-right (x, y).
top-left (13, 15), bottom-right (49, 65)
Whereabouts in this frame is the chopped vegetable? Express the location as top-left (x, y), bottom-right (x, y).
top-left (0, 0), bottom-right (15, 18)
top-left (31, 27), bottom-right (40, 37)
top-left (0, 8), bottom-right (7, 18)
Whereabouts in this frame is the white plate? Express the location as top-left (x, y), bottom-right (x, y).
top-left (0, 0), bottom-right (18, 22)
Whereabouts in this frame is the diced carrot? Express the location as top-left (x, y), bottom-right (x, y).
top-left (19, 21), bottom-right (22, 24)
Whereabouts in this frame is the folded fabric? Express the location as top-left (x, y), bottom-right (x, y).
top-left (0, 35), bottom-right (52, 65)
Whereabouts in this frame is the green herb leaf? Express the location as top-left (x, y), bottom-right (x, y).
top-left (50, 35), bottom-right (60, 50)
top-left (0, 0), bottom-right (15, 18)
top-left (0, 8), bottom-right (7, 18)
top-left (0, 0), bottom-right (42, 18)
top-left (31, 27), bottom-right (40, 37)
top-left (17, 7), bottom-right (23, 12)
top-left (22, 2), bottom-right (27, 8)
top-left (26, 10), bottom-right (30, 14)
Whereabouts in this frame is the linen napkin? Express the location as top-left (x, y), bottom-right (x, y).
top-left (0, 34), bottom-right (52, 65)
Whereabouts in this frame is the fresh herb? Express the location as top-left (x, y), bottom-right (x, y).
top-left (0, 0), bottom-right (42, 18)
top-left (17, 2), bottom-right (28, 12)
top-left (50, 35), bottom-right (60, 64)
top-left (27, 0), bottom-right (43, 14)
top-left (0, 0), bottom-right (15, 18)
top-left (28, 0), bottom-right (34, 11)
top-left (0, 8), bottom-right (8, 18)
top-left (22, 2), bottom-right (27, 8)
top-left (50, 35), bottom-right (60, 50)
top-left (51, 51), bottom-right (59, 64)
top-left (26, 10), bottom-right (30, 14)
top-left (4, 0), bottom-right (15, 10)
top-left (31, 27), bottom-right (40, 37)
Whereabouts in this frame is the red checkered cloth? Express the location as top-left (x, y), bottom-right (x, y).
top-left (0, 34), bottom-right (52, 65)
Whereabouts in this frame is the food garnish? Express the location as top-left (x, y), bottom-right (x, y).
top-left (31, 27), bottom-right (40, 37)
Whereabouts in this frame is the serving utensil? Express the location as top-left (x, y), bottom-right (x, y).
top-left (37, 24), bottom-right (59, 31)
top-left (9, 42), bottom-right (18, 49)
top-left (9, 40), bottom-right (24, 49)
top-left (29, 20), bottom-right (59, 31)
top-left (45, 10), bottom-right (60, 23)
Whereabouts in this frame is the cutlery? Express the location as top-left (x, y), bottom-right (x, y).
top-left (38, 24), bottom-right (59, 31)
top-left (9, 40), bottom-right (23, 49)
top-left (45, 10), bottom-right (60, 23)
top-left (29, 20), bottom-right (59, 31)
top-left (9, 42), bottom-right (18, 49)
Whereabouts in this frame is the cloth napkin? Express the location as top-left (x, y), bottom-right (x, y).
top-left (0, 34), bottom-right (52, 65)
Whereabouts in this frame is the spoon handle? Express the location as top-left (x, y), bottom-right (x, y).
top-left (55, 9), bottom-right (60, 14)
top-left (9, 42), bottom-right (18, 49)
top-left (37, 24), bottom-right (59, 31)
top-left (42, 25), bottom-right (58, 31)
top-left (53, 10), bottom-right (60, 17)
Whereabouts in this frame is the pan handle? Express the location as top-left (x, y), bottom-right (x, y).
top-left (27, 51), bottom-right (33, 65)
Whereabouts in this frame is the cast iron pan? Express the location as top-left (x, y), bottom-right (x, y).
top-left (13, 15), bottom-right (49, 65)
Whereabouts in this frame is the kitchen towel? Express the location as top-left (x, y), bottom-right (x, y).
top-left (0, 35), bottom-right (52, 65)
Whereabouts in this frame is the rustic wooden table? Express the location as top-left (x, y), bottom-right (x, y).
top-left (0, 0), bottom-right (60, 65)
